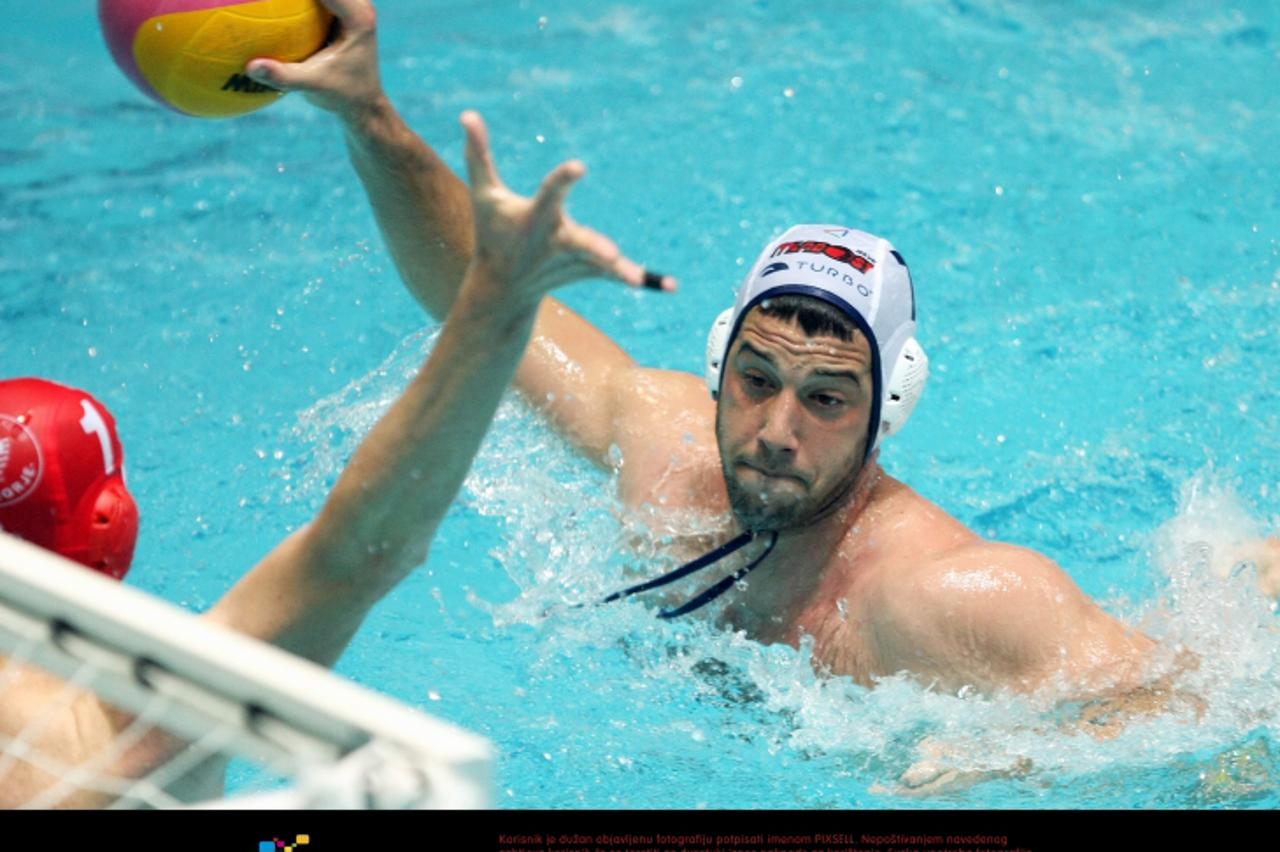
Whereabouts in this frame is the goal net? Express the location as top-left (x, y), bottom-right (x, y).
top-left (0, 531), bottom-right (491, 809)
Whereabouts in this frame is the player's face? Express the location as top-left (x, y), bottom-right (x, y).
top-left (715, 310), bottom-right (874, 531)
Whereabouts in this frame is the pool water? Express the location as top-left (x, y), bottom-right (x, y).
top-left (3, 0), bottom-right (1280, 808)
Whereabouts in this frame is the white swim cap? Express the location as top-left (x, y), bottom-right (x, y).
top-left (706, 224), bottom-right (928, 457)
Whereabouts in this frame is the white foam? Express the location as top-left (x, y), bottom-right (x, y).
top-left (278, 335), bottom-right (1280, 805)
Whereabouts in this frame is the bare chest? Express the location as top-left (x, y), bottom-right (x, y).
top-left (633, 469), bottom-right (976, 684)
top-left (719, 546), bottom-right (894, 685)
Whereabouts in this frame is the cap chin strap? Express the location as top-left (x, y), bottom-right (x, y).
top-left (594, 299), bottom-right (925, 621)
top-left (597, 453), bottom-right (876, 620)
top-left (599, 530), bottom-right (779, 618)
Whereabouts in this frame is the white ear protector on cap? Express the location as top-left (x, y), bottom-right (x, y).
top-left (704, 307), bottom-right (735, 395)
top-left (880, 337), bottom-right (928, 437)
top-left (704, 224), bottom-right (929, 455)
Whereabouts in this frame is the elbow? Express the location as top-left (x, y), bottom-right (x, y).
top-left (346, 539), bottom-right (431, 599)
top-left (298, 525), bottom-right (433, 603)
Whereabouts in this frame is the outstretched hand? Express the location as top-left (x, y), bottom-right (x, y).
top-left (245, 0), bottom-right (383, 121)
top-left (870, 735), bottom-right (1032, 798)
top-left (459, 110), bottom-right (674, 309)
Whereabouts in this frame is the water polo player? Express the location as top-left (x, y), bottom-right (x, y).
top-left (250, 0), bottom-right (1280, 708)
top-left (0, 103), bottom-right (658, 805)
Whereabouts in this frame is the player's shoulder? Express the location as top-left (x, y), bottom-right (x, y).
top-left (873, 539), bottom-right (1087, 690)
top-left (608, 364), bottom-right (715, 458)
top-left (863, 474), bottom-right (980, 559)
top-left (864, 481), bottom-right (1149, 692)
top-left (872, 502), bottom-right (1083, 644)
top-left (611, 366), bottom-right (722, 510)
top-left (866, 476), bottom-right (1060, 580)
top-left (912, 537), bottom-right (1077, 605)
top-left (0, 660), bottom-right (118, 788)
top-left (616, 365), bottom-right (716, 418)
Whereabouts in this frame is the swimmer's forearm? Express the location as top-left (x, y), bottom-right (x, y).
top-left (341, 110), bottom-right (606, 386)
top-left (341, 98), bottom-right (474, 319)
top-left (217, 268), bottom-right (536, 666)
top-left (341, 101), bottom-right (647, 469)
top-left (338, 291), bottom-right (531, 541)
top-left (322, 269), bottom-right (536, 555)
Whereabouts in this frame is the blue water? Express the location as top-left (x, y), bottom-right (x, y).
top-left (3, 0), bottom-right (1280, 808)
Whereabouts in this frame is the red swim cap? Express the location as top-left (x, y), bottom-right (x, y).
top-left (0, 378), bottom-right (139, 579)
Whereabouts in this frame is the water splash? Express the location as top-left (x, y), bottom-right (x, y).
top-left (280, 334), bottom-right (1279, 807)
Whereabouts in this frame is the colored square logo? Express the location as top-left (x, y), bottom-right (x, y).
top-left (259, 844), bottom-right (274, 852)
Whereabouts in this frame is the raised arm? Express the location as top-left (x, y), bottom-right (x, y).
top-left (0, 113), bottom-right (659, 809)
top-left (0, 114), bottom-right (655, 808)
top-left (248, 0), bottom-right (466, 317)
top-left (206, 111), bottom-right (659, 665)
top-left (244, 0), bottom-right (689, 469)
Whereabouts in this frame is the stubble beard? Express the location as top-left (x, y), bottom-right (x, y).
top-left (714, 389), bottom-right (871, 533)
top-left (724, 460), bottom-right (868, 533)
top-left (722, 468), bottom-right (811, 531)
top-left (717, 436), bottom-right (867, 533)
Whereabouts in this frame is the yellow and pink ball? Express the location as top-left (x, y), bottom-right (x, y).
top-left (99, 0), bottom-right (333, 118)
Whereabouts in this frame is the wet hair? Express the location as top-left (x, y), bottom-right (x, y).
top-left (753, 294), bottom-right (858, 342)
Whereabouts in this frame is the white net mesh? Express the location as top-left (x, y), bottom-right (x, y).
top-left (0, 531), bottom-right (491, 809)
